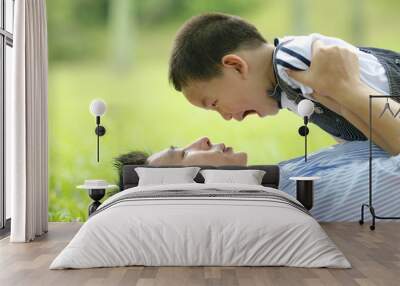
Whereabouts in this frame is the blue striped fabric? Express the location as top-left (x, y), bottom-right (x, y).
top-left (278, 141), bottom-right (400, 221)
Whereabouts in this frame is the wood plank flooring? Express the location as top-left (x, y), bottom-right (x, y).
top-left (0, 222), bottom-right (399, 286)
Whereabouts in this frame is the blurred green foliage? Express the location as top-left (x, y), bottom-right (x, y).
top-left (47, 0), bottom-right (261, 62)
top-left (135, 0), bottom-right (262, 25)
top-left (47, 0), bottom-right (108, 61)
top-left (47, 0), bottom-right (400, 221)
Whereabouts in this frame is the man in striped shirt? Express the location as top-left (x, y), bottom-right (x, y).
top-left (168, 13), bottom-right (400, 155)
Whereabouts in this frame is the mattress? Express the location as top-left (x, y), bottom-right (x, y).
top-left (50, 183), bottom-right (350, 269)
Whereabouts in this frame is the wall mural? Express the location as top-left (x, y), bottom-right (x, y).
top-left (46, 0), bottom-right (400, 221)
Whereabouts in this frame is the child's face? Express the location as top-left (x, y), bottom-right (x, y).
top-left (182, 50), bottom-right (279, 121)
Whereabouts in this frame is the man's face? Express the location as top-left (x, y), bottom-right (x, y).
top-left (148, 137), bottom-right (247, 166)
top-left (182, 58), bottom-right (279, 121)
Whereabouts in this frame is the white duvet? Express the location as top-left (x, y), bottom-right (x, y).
top-left (50, 183), bottom-right (350, 269)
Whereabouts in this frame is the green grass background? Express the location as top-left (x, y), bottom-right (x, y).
top-left (48, 0), bottom-right (400, 221)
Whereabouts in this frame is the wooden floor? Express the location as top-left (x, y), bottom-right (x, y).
top-left (0, 222), bottom-right (399, 286)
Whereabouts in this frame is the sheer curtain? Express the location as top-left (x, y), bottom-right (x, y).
top-left (8, 0), bottom-right (48, 242)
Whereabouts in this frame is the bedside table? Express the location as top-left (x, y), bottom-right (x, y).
top-left (289, 176), bottom-right (320, 211)
top-left (77, 180), bottom-right (118, 215)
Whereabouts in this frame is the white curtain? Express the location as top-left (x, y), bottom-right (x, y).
top-left (8, 0), bottom-right (48, 242)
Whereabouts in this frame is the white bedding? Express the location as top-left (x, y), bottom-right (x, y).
top-left (50, 183), bottom-right (350, 269)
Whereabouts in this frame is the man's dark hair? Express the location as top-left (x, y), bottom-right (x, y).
top-left (113, 151), bottom-right (149, 190)
top-left (169, 13), bottom-right (267, 91)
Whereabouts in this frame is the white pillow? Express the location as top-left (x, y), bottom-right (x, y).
top-left (200, 169), bottom-right (266, 185)
top-left (135, 167), bottom-right (200, 186)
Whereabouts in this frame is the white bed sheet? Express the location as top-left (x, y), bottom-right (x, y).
top-left (50, 183), bottom-right (350, 269)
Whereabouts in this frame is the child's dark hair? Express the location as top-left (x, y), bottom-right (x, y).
top-left (169, 12), bottom-right (267, 91)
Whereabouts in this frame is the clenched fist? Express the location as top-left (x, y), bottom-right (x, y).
top-left (287, 40), bottom-right (361, 99)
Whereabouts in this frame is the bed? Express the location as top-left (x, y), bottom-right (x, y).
top-left (50, 165), bottom-right (350, 269)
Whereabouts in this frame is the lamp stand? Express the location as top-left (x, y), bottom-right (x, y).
top-left (94, 116), bottom-right (106, 163)
top-left (305, 118), bottom-right (308, 163)
top-left (298, 116), bottom-right (309, 163)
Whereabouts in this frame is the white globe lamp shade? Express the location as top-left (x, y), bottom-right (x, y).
top-left (90, 99), bottom-right (107, 116)
top-left (297, 99), bottom-right (315, 117)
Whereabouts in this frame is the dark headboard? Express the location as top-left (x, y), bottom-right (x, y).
top-left (121, 165), bottom-right (280, 190)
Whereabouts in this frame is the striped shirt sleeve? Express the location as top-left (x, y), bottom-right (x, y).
top-left (275, 35), bottom-right (314, 97)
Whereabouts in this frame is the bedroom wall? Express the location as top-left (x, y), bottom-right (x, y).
top-left (47, 0), bottom-right (400, 221)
